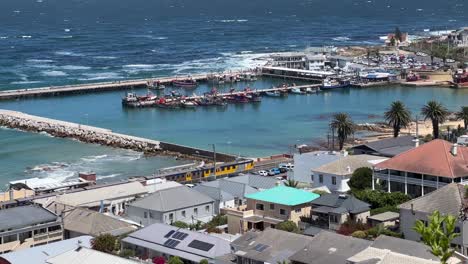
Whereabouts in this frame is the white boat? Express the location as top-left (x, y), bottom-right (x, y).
top-left (290, 88), bottom-right (305, 94)
top-left (265, 91), bottom-right (281, 97)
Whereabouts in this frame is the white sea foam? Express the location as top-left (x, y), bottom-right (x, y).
top-left (81, 154), bottom-right (108, 162)
top-left (0, 36), bottom-right (8, 39)
top-left (123, 64), bottom-right (155, 68)
top-left (61, 65), bottom-right (91, 70)
top-left (94, 56), bottom-right (117, 60)
top-left (27, 59), bottom-right (54, 63)
top-left (21, 35), bottom-right (32, 39)
top-left (41, 70), bottom-right (67, 77)
top-left (55, 51), bottom-right (84, 57)
top-left (10, 80), bottom-right (42, 85)
top-left (155, 36), bottom-right (168, 40)
top-left (78, 72), bottom-right (123, 81)
top-left (332, 36), bottom-right (351, 41)
top-left (64, 28), bottom-right (71, 32)
top-left (98, 174), bottom-right (121, 179)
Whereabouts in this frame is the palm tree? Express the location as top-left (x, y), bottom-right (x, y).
top-left (330, 113), bottom-right (355, 150)
top-left (284, 179), bottom-right (299, 188)
top-left (384, 101), bottom-right (412, 137)
top-left (455, 106), bottom-right (468, 130)
top-left (421, 101), bottom-right (449, 139)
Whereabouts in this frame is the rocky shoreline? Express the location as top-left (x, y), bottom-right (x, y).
top-left (0, 110), bottom-right (212, 162)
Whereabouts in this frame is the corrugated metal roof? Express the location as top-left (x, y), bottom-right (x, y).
top-left (313, 154), bottom-right (387, 176)
top-left (46, 246), bottom-right (138, 264)
top-left (245, 186), bottom-right (319, 206)
top-left (0, 205), bottom-right (58, 231)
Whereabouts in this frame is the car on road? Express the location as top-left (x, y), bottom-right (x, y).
top-left (258, 170), bottom-right (268, 176)
top-left (268, 168), bottom-right (281, 176)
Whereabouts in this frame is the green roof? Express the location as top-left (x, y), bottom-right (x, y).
top-left (245, 186), bottom-right (319, 206)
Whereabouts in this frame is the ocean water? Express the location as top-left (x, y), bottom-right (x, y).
top-left (0, 0), bottom-right (467, 185)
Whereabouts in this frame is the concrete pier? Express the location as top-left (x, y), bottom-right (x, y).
top-left (0, 109), bottom-right (235, 161)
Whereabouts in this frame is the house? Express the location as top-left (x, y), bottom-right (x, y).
top-left (231, 228), bottom-right (315, 264)
top-left (373, 140), bottom-right (468, 198)
top-left (448, 27), bottom-right (468, 48)
top-left (126, 185), bottom-right (215, 226)
top-left (289, 231), bottom-right (371, 264)
top-left (270, 52), bottom-right (308, 69)
top-left (35, 181), bottom-right (148, 215)
top-left (288, 151), bottom-right (344, 185)
top-left (225, 174), bottom-right (281, 190)
top-left (45, 246), bottom-right (138, 264)
top-left (193, 178), bottom-right (258, 213)
top-left (61, 207), bottom-right (137, 238)
top-left (121, 223), bottom-right (231, 263)
top-left (309, 193), bottom-right (370, 231)
top-left (351, 135), bottom-right (417, 157)
top-left (347, 235), bottom-right (445, 264)
top-left (306, 54), bottom-right (327, 70)
top-left (398, 183), bottom-right (468, 254)
top-left (367, 211), bottom-right (400, 227)
top-left (0, 236), bottom-right (93, 264)
top-left (312, 154), bottom-right (387, 193)
top-left (225, 186), bottom-right (319, 234)
top-left (0, 205), bottom-right (63, 254)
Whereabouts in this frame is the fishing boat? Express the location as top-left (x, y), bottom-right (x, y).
top-left (181, 100), bottom-right (197, 108)
top-left (305, 87), bottom-right (316, 93)
top-left (290, 88), bottom-right (305, 94)
top-left (147, 81), bottom-right (165, 90)
top-left (321, 78), bottom-right (350, 90)
top-left (265, 91), bottom-right (281, 97)
top-left (172, 78), bottom-right (197, 88)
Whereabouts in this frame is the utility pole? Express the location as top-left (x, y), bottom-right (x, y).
top-left (210, 144), bottom-right (216, 180)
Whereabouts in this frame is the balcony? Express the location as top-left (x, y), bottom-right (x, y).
top-left (374, 172), bottom-right (449, 189)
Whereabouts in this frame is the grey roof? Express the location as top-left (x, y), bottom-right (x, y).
top-left (371, 235), bottom-right (437, 260)
top-left (289, 231), bottom-right (372, 264)
top-left (303, 226), bottom-right (324, 236)
top-left (226, 174), bottom-right (280, 190)
top-left (0, 236), bottom-right (92, 264)
top-left (398, 183), bottom-right (463, 216)
top-left (313, 155), bottom-right (387, 176)
top-left (46, 246), bottom-right (139, 264)
top-left (367, 212), bottom-right (400, 222)
top-left (0, 205), bottom-right (58, 231)
top-left (129, 185), bottom-right (214, 212)
top-left (352, 136), bottom-right (415, 157)
top-left (63, 208), bottom-right (137, 237)
top-left (231, 228), bottom-right (315, 264)
top-left (292, 151), bottom-right (344, 183)
top-left (122, 223), bottom-right (231, 261)
top-left (311, 194), bottom-right (370, 214)
top-left (194, 179), bottom-right (258, 202)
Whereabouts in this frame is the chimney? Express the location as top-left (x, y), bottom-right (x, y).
top-left (413, 138), bottom-right (420, 148)
top-left (451, 144), bottom-right (458, 156)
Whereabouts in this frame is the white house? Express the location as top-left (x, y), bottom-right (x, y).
top-left (289, 151), bottom-right (344, 185)
top-left (312, 154), bottom-right (387, 192)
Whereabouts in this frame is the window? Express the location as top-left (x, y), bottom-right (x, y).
top-left (280, 209), bottom-right (286, 215)
top-left (34, 228), bottom-right (47, 235)
top-left (330, 214), bottom-right (339, 223)
top-left (455, 226), bottom-right (461, 233)
top-left (48, 225), bottom-right (62, 232)
top-left (319, 175), bottom-right (323, 183)
top-left (311, 174), bottom-right (314, 181)
top-left (205, 205), bottom-right (210, 212)
top-left (332, 176), bottom-right (337, 185)
top-left (194, 208), bottom-right (198, 215)
top-left (269, 204), bottom-right (275, 210)
top-left (144, 212), bottom-right (148, 218)
top-left (182, 210), bottom-right (186, 217)
top-left (256, 203), bottom-right (264, 210)
top-left (169, 213), bottom-right (174, 221)
top-left (149, 212), bottom-right (153, 218)
top-left (295, 208), bottom-right (301, 213)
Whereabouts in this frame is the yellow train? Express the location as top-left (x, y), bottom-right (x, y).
top-left (147, 159), bottom-right (255, 183)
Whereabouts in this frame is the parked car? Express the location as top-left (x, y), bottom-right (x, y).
top-left (278, 168), bottom-right (287, 173)
top-left (268, 168), bottom-right (281, 176)
top-left (258, 170), bottom-right (268, 176)
top-left (279, 163), bottom-right (294, 170)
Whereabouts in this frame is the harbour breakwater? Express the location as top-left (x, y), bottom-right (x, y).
top-left (0, 110), bottom-right (236, 162)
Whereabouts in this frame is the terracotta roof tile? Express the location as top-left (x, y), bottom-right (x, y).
top-left (376, 140), bottom-right (468, 178)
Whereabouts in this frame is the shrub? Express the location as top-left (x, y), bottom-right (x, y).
top-left (337, 220), bottom-right (370, 236)
top-left (205, 214), bottom-right (227, 229)
top-left (276, 221), bottom-right (299, 233)
top-left (351, 230), bottom-right (367, 239)
top-left (370, 205), bottom-right (399, 216)
top-left (200, 259), bottom-right (209, 264)
top-left (91, 234), bottom-right (117, 253)
top-left (353, 189), bottom-right (410, 209)
top-left (168, 256), bottom-right (184, 264)
top-left (349, 167), bottom-right (373, 190)
top-left (172, 221), bottom-right (189, 229)
top-left (119, 249), bottom-right (135, 258)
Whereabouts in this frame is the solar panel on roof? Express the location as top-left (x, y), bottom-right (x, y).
top-left (254, 243), bottom-right (269, 252)
top-left (172, 231), bottom-right (188, 240)
top-left (164, 230), bottom-right (175, 238)
top-left (180, 233), bottom-right (189, 240)
top-left (164, 239), bottom-right (180, 248)
top-left (188, 240), bottom-right (214, 252)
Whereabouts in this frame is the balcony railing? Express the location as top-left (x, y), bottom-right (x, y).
top-left (374, 172), bottom-right (449, 189)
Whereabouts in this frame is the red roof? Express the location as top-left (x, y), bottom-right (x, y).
top-left (375, 139), bottom-right (468, 178)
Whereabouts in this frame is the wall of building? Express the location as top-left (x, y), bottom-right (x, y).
top-left (247, 199), bottom-right (310, 224)
top-left (312, 171), bottom-right (351, 193)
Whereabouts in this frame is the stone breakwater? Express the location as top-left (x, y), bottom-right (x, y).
top-left (0, 109), bottom-right (236, 162)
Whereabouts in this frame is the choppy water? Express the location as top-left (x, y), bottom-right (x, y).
top-left (0, 0), bottom-right (467, 185)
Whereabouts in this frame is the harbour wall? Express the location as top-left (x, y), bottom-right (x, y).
top-left (0, 110), bottom-right (235, 162)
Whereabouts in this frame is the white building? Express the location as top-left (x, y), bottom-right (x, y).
top-left (289, 151), bottom-right (344, 185)
top-left (312, 154), bottom-right (387, 193)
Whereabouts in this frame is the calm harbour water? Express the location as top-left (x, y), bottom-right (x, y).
top-left (0, 0), bottom-right (467, 185)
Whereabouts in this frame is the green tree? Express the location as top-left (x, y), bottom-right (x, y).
top-left (384, 101), bottom-right (412, 138)
top-left (395, 27), bottom-right (402, 42)
top-left (330, 113), bottom-right (355, 150)
top-left (172, 221), bottom-right (189, 229)
top-left (276, 221), bottom-right (299, 233)
top-left (168, 256), bottom-right (184, 264)
top-left (421, 101), bottom-right (449, 139)
top-left (200, 259), bottom-right (209, 264)
top-left (351, 230), bottom-right (367, 239)
top-left (119, 249), bottom-right (135, 258)
top-left (284, 179), bottom-right (299, 188)
top-left (348, 167), bottom-right (373, 191)
top-left (455, 106), bottom-right (468, 130)
top-left (390, 37), bottom-right (396, 47)
top-left (413, 211), bottom-right (460, 264)
top-left (277, 261), bottom-right (289, 264)
top-left (91, 234), bottom-right (117, 253)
